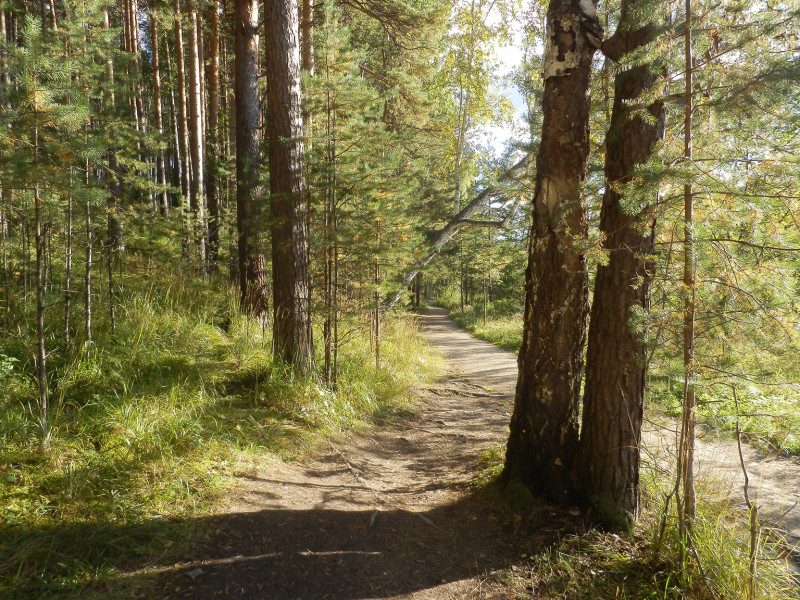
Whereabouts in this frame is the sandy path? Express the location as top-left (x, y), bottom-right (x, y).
top-left (643, 421), bottom-right (800, 560)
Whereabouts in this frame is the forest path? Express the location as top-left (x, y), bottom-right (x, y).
top-left (157, 307), bottom-right (541, 599)
top-left (156, 308), bottom-right (799, 599)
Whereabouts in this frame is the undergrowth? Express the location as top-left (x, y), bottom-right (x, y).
top-left (474, 444), bottom-right (798, 600)
top-left (0, 256), bottom-right (441, 599)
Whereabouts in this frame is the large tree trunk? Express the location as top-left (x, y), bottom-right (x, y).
top-left (234, 0), bottom-right (270, 322)
top-left (577, 2), bottom-right (666, 529)
top-left (501, 0), bottom-right (599, 505)
top-left (264, 0), bottom-right (311, 371)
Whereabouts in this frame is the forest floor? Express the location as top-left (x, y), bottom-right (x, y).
top-left (148, 307), bottom-right (800, 599)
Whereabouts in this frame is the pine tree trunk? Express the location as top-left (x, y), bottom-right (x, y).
top-left (173, 2), bottom-right (192, 251)
top-left (85, 180), bottom-right (93, 344)
top-left (0, 10), bottom-right (8, 105)
top-left (33, 125), bottom-right (49, 448)
top-left (102, 5), bottom-right (121, 335)
top-left (165, 35), bottom-right (182, 211)
top-left (1, 201), bottom-right (9, 331)
top-left (234, 0), bottom-right (270, 322)
top-left (48, 0), bottom-right (58, 29)
top-left (264, 0), bottom-right (311, 371)
top-left (374, 224), bottom-right (381, 371)
top-left (678, 0), bottom-right (697, 529)
top-left (64, 191), bottom-right (73, 345)
top-left (502, 0), bottom-right (599, 505)
top-left (206, 1), bottom-right (221, 270)
top-left (187, 1), bottom-right (207, 270)
top-left (578, 1), bottom-right (666, 529)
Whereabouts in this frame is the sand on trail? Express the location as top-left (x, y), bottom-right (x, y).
top-left (156, 307), bottom-right (799, 599)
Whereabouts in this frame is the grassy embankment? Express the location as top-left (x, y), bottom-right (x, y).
top-left (439, 297), bottom-right (800, 456)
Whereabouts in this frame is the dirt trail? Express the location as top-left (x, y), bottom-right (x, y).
top-left (156, 308), bottom-right (536, 599)
top-left (155, 307), bottom-right (799, 598)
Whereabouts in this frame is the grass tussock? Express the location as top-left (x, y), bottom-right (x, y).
top-left (0, 259), bottom-right (441, 599)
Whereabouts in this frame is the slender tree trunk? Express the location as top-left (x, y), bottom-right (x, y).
top-left (206, 1), bottom-right (221, 270)
top-left (577, 1), bottom-right (666, 529)
top-left (150, 12), bottom-right (170, 216)
top-left (264, 0), bottom-right (311, 371)
top-left (48, 0), bottom-right (58, 29)
top-left (1, 201), bottom-right (9, 331)
top-left (502, 0), bottom-right (599, 505)
top-left (33, 125), bottom-right (48, 448)
top-left (234, 0), bottom-right (269, 322)
top-left (374, 223), bottom-right (381, 371)
top-left (102, 5), bottom-right (121, 335)
top-left (459, 242), bottom-right (465, 312)
top-left (323, 69), bottom-right (335, 384)
top-left (64, 191), bottom-right (73, 346)
top-left (187, 1), bottom-right (207, 270)
top-left (0, 10), bottom-right (8, 106)
top-left (173, 1), bottom-right (192, 251)
top-left (165, 35), bottom-right (183, 211)
top-left (85, 176), bottom-right (93, 344)
top-left (22, 220), bottom-right (28, 297)
top-left (678, 0), bottom-right (697, 534)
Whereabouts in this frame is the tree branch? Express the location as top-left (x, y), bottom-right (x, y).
top-left (387, 154), bottom-right (531, 307)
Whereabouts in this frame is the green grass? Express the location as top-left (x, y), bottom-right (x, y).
top-left (648, 377), bottom-right (800, 456)
top-left (0, 258), bottom-right (442, 599)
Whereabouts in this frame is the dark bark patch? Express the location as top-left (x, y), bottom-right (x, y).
top-left (554, 22), bottom-right (577, 62)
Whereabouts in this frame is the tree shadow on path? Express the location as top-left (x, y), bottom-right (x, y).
top-left (149, 492), bottom-right (576, 600)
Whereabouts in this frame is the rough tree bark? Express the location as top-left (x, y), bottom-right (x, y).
top-left (264, 0), bottom-right (311, 371)
top-left (501, 0), bottom-right (600, 505)
top-left (577, 0), bottom-right (666, 529)
top-left (234, 0), bottom-right (270, 322)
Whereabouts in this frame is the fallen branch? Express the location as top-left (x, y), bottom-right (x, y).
top-left (423, 386), bottom-right (503, 398)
